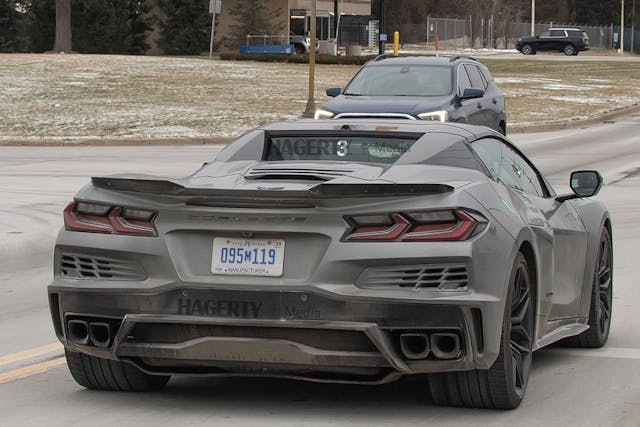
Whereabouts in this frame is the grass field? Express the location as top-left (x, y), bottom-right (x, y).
top-left (1, 53), bottom-right (639, 141)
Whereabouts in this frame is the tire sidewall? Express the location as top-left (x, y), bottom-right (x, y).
top-left (494, 252), bottom-right (533, 407)
top-left (590, 228), bottom-right (613, 344)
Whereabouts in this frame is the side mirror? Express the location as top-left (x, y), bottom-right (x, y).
top-left (326, 87), bottom-right (341, 97)
top-left (557, 170), bottom-right (603, 202)
top-left (460, 88), bottom-right (484, 100)
top-left (570, 170), bottom-right (603, 197)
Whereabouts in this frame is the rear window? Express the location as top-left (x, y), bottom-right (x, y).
top-left (265, 133), bottom-right (419, 164)
top-left (344, 65), bottom-right (453, 97)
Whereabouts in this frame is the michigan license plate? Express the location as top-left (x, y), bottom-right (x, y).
top-left (211, 238), bottom-right (285, 276)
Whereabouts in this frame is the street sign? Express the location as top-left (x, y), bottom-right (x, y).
top-left (380, 33), bottom-right (388, 42)
top-left (209, 0), bottom-right (222, 14)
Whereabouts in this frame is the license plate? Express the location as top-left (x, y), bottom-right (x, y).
top-left (211, 238), bottom-right (285, 276)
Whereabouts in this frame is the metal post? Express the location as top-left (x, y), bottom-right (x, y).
top-left (469, 15), bottom-right (473, 49)
top-left (621, 0), bottom-right (625, 54)
top-left (208, 4), bottom-right (216, 59)
top-left (531, 0), bottom-right (535, 36)
top-left (303, 0), bottom-right (317, 118)
top-left (426, 16), bottom-right (430, 46)
top-left (632, 0), bottom-right (636, 53)
top-left (378, 0), bottom-right (385, 54)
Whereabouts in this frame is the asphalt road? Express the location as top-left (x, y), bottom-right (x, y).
top-left (1, 117), bottom-right (640, 426)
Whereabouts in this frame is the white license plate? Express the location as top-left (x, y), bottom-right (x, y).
top-left (211, 237), bottom-right (285, 276)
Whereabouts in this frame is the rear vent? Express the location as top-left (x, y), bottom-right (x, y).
top-left (245, 167), bottom-right (354, 181)
top-left (357, 264), bottom-right (469, 290)
top-left (60, 253), bottom-right (146, 280)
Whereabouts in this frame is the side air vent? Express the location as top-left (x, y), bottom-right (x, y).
top-left (245, 167), bottom-right (355, 181)
top-left (356, 264), bottom-right (469, 290)
top-left (60, 253), bottom-right (146, 280)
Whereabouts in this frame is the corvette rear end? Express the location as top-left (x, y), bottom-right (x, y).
top-left (49, 123), bottom-right (517, 387)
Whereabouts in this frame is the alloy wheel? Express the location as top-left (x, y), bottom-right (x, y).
top-left (510, 263), bottom-right (533, 397)
top-left (596, 234), bottom-right (613, 337)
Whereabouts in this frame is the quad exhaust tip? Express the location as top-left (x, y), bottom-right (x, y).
top-left (430, 332), bottom-right (461, 360)
top-left (399, 333), bottom-right (430, 360)
top-left (67, 319), bottom-right (89, 345)
top-left (88, 322), bottom-right (112, 348)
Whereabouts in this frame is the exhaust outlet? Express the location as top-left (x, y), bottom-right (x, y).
top-left (430, 332), bottom-right (461, 360)
top-left (399, 333), bottom-right (430, 360)
top-left (88, 322), bottom-right (111, 348)
top-left (67, 320), bottom-right (89, 345)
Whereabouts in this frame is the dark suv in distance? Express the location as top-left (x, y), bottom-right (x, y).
top-left (315, 55), bottom-right (507, 135)
top-left (516, 28), bottom-right (590, 55)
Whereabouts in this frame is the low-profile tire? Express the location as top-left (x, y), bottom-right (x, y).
top-left (428, 252), bottom-right (534, 409)
top-left (521, 44), bottom-right (534, 55)
top-left (563, 227), bottom-right (613, 348)
top-left (65, 349), bottom-right (170, 391)
top-left (563, 44), bottom-right (576, 56)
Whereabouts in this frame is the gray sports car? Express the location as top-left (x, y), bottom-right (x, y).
top-left (48, 120), bottom-right (612, 409)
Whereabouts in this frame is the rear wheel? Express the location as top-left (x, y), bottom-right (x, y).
top-left (563, 44), bottom-right (576, 55)
top-left (65, 349), bottom-right (170, 391)
top-left (564, 227), bottom-right (613, 347)
top-left (428, 252), bottom-right (534, 409)
top-left (521, 44), bottom-right (534, 55)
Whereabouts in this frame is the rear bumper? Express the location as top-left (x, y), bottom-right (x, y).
top-left (49, 282), bottom-right (500, 383)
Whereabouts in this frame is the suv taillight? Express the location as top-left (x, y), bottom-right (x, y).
top-left (344, 209), bottom-right (486, 242)
top-left (63, 202), bottom-right (157, 236)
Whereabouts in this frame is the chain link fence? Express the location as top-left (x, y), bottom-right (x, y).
top-left (395, 16), bottom-right (639, 53)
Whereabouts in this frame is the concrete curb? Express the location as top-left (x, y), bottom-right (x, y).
top-left (0, 136), bottom-right (234, 147)
top-left (509, 103), bottom-right (640, 134)
top-left (1, 103), bottom-right (639, 146)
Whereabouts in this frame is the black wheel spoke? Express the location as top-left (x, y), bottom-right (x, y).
top-left (595, 231), bottom-right (613, 337)
top-left (509, 263), bottom-right (533, 397)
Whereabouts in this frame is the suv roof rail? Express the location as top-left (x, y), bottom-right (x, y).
top-left (549, 27), bottom-right (581, 31)
top-left (374, 54), bottom-right (396, 61)
top-left (449, 55), bottom-right (477, 62)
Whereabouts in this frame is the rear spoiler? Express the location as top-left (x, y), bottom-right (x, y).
top-left (91, 177), bottom-right (453, 198)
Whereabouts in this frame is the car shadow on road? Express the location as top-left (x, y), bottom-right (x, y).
top-left (66, 349), bottom-right (585, 421)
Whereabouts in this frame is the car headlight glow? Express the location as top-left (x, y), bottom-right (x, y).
top-left (418, 110), bottom-right (449, 122)
top-left (314, 109), bottom-right (334, 120)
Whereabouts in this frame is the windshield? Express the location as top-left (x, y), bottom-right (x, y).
top-left (344, 65), bottom-right (453, 97)
top-left (265, 134), bottom-right (418, 164)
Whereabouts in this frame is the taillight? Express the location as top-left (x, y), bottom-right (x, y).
top-left (63, 202), bottom-right (157, 236)
top-left (344, 209), bottom-right (486, 242)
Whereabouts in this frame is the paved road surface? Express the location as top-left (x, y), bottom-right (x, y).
top-left (1, 117), bottom-right (639, 426)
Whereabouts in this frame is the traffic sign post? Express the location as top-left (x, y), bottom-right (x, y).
top-left (209, 0), bottom-right (222, 59)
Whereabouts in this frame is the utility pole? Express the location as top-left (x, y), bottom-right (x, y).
top-left (303, 1), bottom-right (317, 117)
top-left (621, 0), bottom-right (625, 54)
top-left (531, 0), bottom-right (536, 36)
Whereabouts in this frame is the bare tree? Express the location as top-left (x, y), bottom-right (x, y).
top-left (54, 0), bottom-right (72, 52)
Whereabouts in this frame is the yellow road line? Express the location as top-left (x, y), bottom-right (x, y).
top-left (0, 342), bottom-right (63, 367)
top-left (0, 357), bottom-right (66, 384)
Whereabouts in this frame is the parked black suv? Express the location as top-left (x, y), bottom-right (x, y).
top-left (315, 55), bottom-right (507, 135)
top-left (516, 28), bottom-right (590, 56)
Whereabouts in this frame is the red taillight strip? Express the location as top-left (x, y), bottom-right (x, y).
top-left (401, 211), bottom-right (477, 241)
top-left (344, 210), bottom-right (485, 242)
top-left (108, 208), bottom-right (157, 236)
top-left (63, 203), bottom-right (112, 234)
top-left (346, 214), bottom-right (412, 241)
top-left (63, 202), bottom-right (157, 237)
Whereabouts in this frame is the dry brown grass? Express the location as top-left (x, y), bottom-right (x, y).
top-left (0, 53), bottom-right (638, 140)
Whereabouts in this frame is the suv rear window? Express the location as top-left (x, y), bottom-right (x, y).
top-left (265, 132), bottom-right (419, 164)
top-left (344, 65), bottom-right (453, 97)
